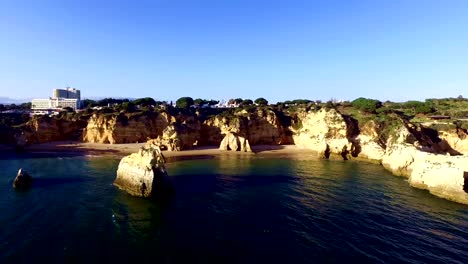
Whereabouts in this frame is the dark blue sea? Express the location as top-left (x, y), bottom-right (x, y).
top-left (0, 152), bottom-right (467, 263)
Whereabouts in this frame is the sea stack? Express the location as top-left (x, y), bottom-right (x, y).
top-left (114, 142), bottom-right (169, 198)
top-left (13, 168), bottom-right (32, 189)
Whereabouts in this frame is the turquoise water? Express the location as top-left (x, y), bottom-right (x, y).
top-left (0, 152), bottom-right (467, 263)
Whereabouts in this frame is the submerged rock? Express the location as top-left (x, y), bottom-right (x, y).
top-left (114, 143), bottom-right (169, 198)
top-left (13, 168), bottom-right (32, 189)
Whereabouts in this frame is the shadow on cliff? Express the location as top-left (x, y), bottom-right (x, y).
top-left (341, 114), bottom-right (362, 159)
top-left (403, 122), bottom-right (463, 155)
top-left (464, 172), bottom-right (468, 193)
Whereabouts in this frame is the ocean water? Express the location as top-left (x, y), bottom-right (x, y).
top-left (0, 152), bottom-right (467, 263)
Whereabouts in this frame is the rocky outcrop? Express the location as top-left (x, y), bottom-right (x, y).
top-left (424, 123), bottom-right (468, 155)
top-left (114, 143), bottom-right (168, 198)
top-left (288, 108), bottom-right (468, 204)
top-left (201, 108), bottom-right (290, 146)
top-left (383, 143), bottom-right (468, 204)
top-left (219, 132), bottom-right (252, 152)
top-left (150, 121), bottom-right (200, 151)
top-left (291, 108), bottom-right (354, 158)
top-left (18, 115), bottom-right (87, 144)
top-left (353, 120), bottom-right (386, 161)
top-left (13, 168), bottom-right (32, 189)
top-left (381, 123), bottom-right (468, 204)
top-left (83, 111), bottom-right (174, 144)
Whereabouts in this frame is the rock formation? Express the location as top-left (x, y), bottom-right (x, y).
top-left (18, 115), bottom-right (87, 144)
top-left (150, 116), bottom-right (200, 151)
top-left (353, 120), bottom-right (386, 161)
top-left (114, 143), bottom-right (169, 198)
top-left (13, 168), bottom-right (32, 189)
top-left (219, 132), bottom-right (252, 152)
top-left (83, 111), bottom-right (174, 144)
top-left (6, 105), bottom-right (468, 204)
top-left (383, 143), bottom-right (468, 204)
top-left (291, 108), bottom-right (354, 158)
top-left (424, 122), bottom-right (468, 155)
top-left (201, 108), bottom-right (290, 146)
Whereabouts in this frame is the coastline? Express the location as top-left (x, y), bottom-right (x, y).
top-left (3, 141), bottom-right (468, 205)
top-left (2, 141), bottom-right (321, 160)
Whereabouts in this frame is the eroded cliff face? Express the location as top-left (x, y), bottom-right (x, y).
top-left (289, 109), bottom-right (468, 204)
top-left (290, 108), bottom-right (357, 159)
top-left (382, 143), bottom-right (468, 204)
top-left (18, 115), bottom-right (87, 144)
top-left (422, 123), bottom-right (468, 155)
top-left (353, 120), bottom-right (386, 161)
top-left (150, 115), bottom-right (201, 151)
top-left (200, 108), bottom-right (290, 146)
top-left (82, 111), bottom-right (174, 144)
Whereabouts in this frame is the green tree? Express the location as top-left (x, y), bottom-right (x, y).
top-left (194, 98), bottom-right (204, 106)
top-left (292, 99), bottom-right (312, 105)
top-left (351, 97), bottom-right (382, 113)
top-left (132, 97), bottom-right (156, 107)
top-left (121, 102), bottom-right (136, 112)
top-left (82, 99), bottom-right (97, 108)
top-left (176, 97), bottom-right (194, 109)
top-left (254, 97), bottom-right (268, 106)
top-left (234, 98), bottom-right (243, 104)
top-left (241, 99), bottom-right (253, 106)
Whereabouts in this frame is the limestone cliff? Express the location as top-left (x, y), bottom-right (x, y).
top-left (8, 106), bottom-right (468, 205)
top-left (114, 143), bottom-right (169, 198)
top-left (82, 111), bottom-right (174, 144)
top-left (382, 143), bottom-right (468, 204)
top-left (201, 108), bottom-right (290, 146)
top-left (353, 120), bottom-right (386, 161)
top-left (422, 122), bottom-right (468, 155)
top-left (150, 116), bottom-right (200, 151)
top-left (18, 115), bottom-right (87, 144)
top-left (290, 108), bottom-right (355, 158)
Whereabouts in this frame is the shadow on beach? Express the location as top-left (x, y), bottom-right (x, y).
top-left (0, 141), bottom-right (121, 160)
top-left (251, 144), bottom-right (292, 153)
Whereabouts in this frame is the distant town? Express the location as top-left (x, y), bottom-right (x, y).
top-left (2, 87), bottom-right (301, 116)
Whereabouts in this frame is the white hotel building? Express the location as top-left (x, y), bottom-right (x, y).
top-left (31, 87), bottom-right (82, 115)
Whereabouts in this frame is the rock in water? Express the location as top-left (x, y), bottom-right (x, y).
top-left (114, 143), bottom-right (169, 198)
top-left (13, 168), bottom-right (32, 189)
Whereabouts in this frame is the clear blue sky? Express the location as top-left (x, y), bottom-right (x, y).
top-left (0, 0), bottom-right (467, 103)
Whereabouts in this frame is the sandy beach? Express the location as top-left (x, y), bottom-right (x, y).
top-left (1, 141), bottom-right (321, 161)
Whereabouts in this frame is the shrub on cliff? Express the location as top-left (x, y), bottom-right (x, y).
top-left (176, 97), bottom-right (194, 109)
top-left (401, 101), bottom-right (435, 114)
top-left (351, 98), bottom-right (382, 113)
